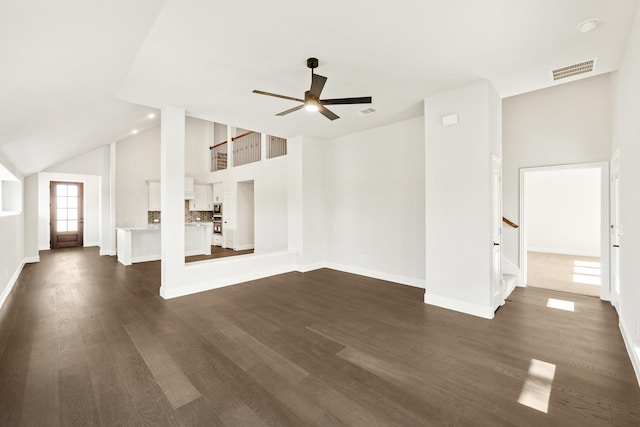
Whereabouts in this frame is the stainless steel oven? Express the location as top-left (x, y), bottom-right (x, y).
top-left (213, 203), bottom-right (222, 214)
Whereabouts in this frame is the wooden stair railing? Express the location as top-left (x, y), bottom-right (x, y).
top-left (502, 217), bottom-right (519, 229)
top-left (209, 131), bottom-right (255, 150)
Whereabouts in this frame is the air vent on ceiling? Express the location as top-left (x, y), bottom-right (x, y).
top-left (552, 58), bottom-right (597, 81)
top-left (356, 107), bottom-right (376, 117)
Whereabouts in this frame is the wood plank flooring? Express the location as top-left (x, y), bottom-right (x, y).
top-left (1, 247), bottom-right (638, 426)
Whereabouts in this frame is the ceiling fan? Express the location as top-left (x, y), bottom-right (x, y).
top-left (252, 58), bottom-right (372, 121)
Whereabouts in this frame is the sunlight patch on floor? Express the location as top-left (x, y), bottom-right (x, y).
top-left (572, 260), bottom-right (601, 286)
top-left (574, 260), bottom-right (601, 268)
top-left (546, 298), bottom-right (575, 312)
top-left (518, 359), bottom-right (556, 413)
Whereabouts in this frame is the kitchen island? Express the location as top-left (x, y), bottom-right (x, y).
top-left (116, 223), bottom-right (212, 265)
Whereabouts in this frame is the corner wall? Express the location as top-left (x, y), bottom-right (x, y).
top-left (611, 4), bottom-right (640, 386)
top-left (0, 158), bottom-right (24, 310)
top-left (502, 74), bottom-right (612, 267)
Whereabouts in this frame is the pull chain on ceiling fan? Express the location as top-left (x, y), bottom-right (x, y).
top-left (252, 58), bottom-right (372, 121)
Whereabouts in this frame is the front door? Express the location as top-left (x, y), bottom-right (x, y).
top-left (50, 181), bottom-right (84, 249)
top-left (491, 155), bottom-right (504, 310)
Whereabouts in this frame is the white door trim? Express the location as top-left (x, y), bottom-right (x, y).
top-left (519, 162), bottom-right (610, 301)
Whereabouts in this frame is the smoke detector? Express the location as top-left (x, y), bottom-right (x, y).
top-left (552, 58), bottom-right (597, 81)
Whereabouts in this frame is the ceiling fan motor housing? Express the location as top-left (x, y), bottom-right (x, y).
top-left (307, 57), bottom-right (319, 69)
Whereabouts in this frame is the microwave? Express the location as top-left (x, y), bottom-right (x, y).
top-left (213, 203), bottom-right (222, 214)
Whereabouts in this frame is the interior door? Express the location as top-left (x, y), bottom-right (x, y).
top-left (223, 190), bottom-right (235, 249)
top-left (50, 181), bottom-right (84, 249)
top-left (610, 152), bottom-right (621, 309)
top-left (491, 155), bottom-right (504, 310)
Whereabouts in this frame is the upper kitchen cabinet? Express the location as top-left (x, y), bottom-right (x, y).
top-left (189, 183), bottom-right (214, 211)
top-left (213, 182), bottom-right (223, 203)
top-left (185, 176), bottom-right (195, 200)
top-left (147, 180), bottom-right (161, 211)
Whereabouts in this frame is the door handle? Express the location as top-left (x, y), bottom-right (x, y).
top-left (493, 242), bottom-right (500, 246)
top-left (613, 244), bottom-right (620, 248)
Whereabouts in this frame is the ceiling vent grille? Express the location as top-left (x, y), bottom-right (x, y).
top-left (356, 107), bottom-right (376, 116)
top-left (552, 58), bottom-right (597, 81)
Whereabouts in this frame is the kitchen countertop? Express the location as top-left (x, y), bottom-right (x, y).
top-left (117, 222), bottom-right (212, 232)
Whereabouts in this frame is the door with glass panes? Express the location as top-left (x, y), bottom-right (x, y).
top-left (50, 181), bottom-right (84, 249)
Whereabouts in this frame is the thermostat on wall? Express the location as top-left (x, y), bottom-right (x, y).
top-left (442, 113), bottom-right (459, 127)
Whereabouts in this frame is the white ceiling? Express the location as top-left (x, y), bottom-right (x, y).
top-left (2, 0), bottom-right (638, 176)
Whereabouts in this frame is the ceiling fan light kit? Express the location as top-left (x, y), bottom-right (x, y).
top-left (253, 57), bottom-right (372, 120)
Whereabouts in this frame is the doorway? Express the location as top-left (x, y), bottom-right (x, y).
top-left (50, 181), bottom-right (84, 249)
top-left (519, 163), bottom-right (609, 299)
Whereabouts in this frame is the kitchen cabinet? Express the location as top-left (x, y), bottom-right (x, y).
top-left (147, 181), bottom-right (161, 211)
top-left (213, 183), bottom-right (223, 203)
top-left (189, 184), bottom-right (214, 211)
top-left (185, 176), bottom-right (195, 200)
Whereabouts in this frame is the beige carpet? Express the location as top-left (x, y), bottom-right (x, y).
top-left (527, 251), bottom-right (601, 297)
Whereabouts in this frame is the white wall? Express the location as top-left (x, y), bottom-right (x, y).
top-left (117, 126), bottom-right (160, 227)
top-left (0, 157), bottom-right (24, 310)
top-left (503, 74), bottom-right (612, 267)
top-left (37, 173), bottom-right (101, 250)
top-left (424, 80), bottom-right (501, 319)
top-left (116, 117), bottom-right (212, 228)
top-left (526, 168), bottom-right (601, 256)
top-left (43, 145), bottom-right (114, 254)
top-left (23, 174), bottom-right (39, 260)
top-left (236, 180), bottom-right (254, 250)
top-left (323, 117), bottom-right (425, 286)
top-left (211, 155), bottom-right (288, 253)
top-left (611, 5), bottom-right (640, 386)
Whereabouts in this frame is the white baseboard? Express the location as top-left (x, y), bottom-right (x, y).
top-left (100, 249), bottom-right (116, 256)
top-left (619, 316), bottom-right (640, 388)
top-left (325, 262), bottom-right (425, 289)
top-left (504, 276), bottom-right (518, 300)
top-left (23, 256), bottom-right (40, 263)
top-left (424, 292), bottom-right (494, 319)
top-left (235, 244), bottom-right (255, 251)
top-left (528, 247), bottom-right (600, 257)
top-left (38, 245), bottom-right (50, 251)
top-left (160, 264), bottom-right (297, 299)
top-left (0, 260), bottom-right (26, 311)
top-left (296, 262), bottom-right (326, 273)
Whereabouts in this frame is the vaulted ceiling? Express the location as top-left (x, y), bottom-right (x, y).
top-left (1, 0), bottom-right (638, 176)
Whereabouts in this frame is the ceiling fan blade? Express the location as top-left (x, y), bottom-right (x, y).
top-left (321, 96), bottom-right (372, 105)
top-left (252, 90), bottom-right (304, 103)
top-left (318, 105), bottom-right (339, 121)
top-left (276, 104), bottom-right (304, 116)
top-left (309, 74), bottom-right (327, 98)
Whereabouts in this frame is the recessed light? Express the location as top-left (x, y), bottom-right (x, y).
top-left (577, 18), bottom-right (599, 33)
top-left (131, 129), bottom-right (138, 135)
top-left (148, 113), bottom-right (156, 119)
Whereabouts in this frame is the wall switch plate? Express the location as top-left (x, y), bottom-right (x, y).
top-left (442, 113), bottom-right (459, 127)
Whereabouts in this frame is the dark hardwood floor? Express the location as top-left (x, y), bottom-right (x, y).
top-left (186, 246), bottom-right (254, 263)
top-left (1, 247), bottom-right (638, 426)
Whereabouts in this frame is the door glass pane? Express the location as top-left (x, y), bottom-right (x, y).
top-left (57, 197), bottom-right (68, 208)
top-left (67, 221), bottom-right (78, 232)
top-left (68, 197), bottom-right (78, 209)
top-left (56, 184), bottom-right (67, 196)
top-left (67, 185), bottom-right (78, 197)
top-left (67, 209), bottom-right (77, 220)
top-left (57, 220), bottom-right (68, 232)
top-left (57, 209), bottom-right (68, 220)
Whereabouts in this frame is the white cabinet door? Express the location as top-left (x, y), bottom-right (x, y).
top-left (147, 181), bottom-right (161, 211)
top-left (223, 190), bottom-right (235, 249)
top-left (189, 184), bottom-right (214, 211)
top-left (185, 176), bottom-right (195, 199)
top-left (213, 182), bottom-right (223, 203)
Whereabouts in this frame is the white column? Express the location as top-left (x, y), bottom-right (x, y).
top-left (227, 126), bottom-right (235, 168)
top-left (261, 132), bottom-right (267, 161)
top-left (424, 80), bottom-right (501, 319)
top-left (160, 106), bottom-right (186, 298)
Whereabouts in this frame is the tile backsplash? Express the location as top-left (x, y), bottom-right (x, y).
top-left (148, 201), bottom-right (216, 224)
